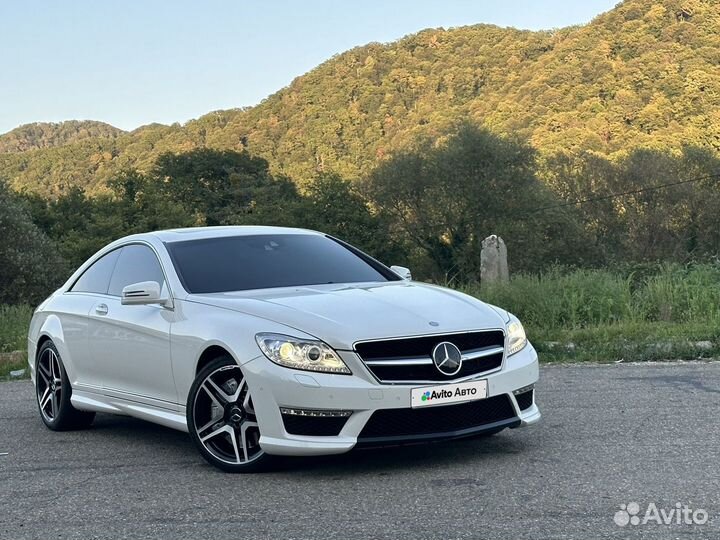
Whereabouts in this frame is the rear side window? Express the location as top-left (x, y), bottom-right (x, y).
top-left (107, 244), bottom-right (166, 297)
top-left (70, 249), bottom-right (121, 294)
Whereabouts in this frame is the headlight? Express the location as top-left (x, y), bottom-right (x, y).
top-left (255, 333), bottom-right (351, 374)
top-left (506, 315), bottom-right (527, 356)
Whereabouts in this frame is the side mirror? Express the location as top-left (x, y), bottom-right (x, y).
top-left (390, 265), bottom-right (412, 280)
top-left (121, 281), bottom-right (163, 305)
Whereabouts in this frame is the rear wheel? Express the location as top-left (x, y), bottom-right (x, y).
top-left (187, 356), bottom-right (272, 473)
top-left (35, 341), bottom-right (95, 430)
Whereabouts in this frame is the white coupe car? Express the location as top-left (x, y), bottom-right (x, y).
top-left (29, 226), bottom-right (540, 472)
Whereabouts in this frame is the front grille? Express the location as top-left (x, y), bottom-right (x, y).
top-left (358, 394), bottom-right (516, 441)
top-left (355, 330), bottom-right (505, 383)
top-left (515, 389), bottom-right (534, 411)
top-left (281, 414), bottom-right (349, 436)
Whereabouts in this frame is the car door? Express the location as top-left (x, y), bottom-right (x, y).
top-left (61, 248), bottom-right (122, 389)
top-left (87, 243), bottom-right (178, 405)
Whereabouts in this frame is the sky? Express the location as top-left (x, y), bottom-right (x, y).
top-left (0, 0), bottom-right (618, 135)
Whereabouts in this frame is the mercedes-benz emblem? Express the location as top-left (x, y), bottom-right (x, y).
top-left (431, 341), bottom-right (463, 376)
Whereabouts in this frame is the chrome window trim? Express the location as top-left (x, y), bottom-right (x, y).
top-left (65, 240), bottom-right (175, 307)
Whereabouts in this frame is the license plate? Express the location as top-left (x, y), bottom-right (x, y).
top-left (411, 379), bottom-right (488, 408)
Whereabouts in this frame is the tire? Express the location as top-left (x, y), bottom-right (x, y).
top-left (187, 356), bottom-right (273, 473)
top-left (35, 341), bottom-right (95, 431)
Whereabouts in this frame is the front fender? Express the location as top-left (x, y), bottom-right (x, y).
top-left (170, 300), bottom-right (315, 404)
top-left (28, 313), bottom-right (68, 384)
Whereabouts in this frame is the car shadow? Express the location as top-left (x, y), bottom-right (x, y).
top-left (282, 431), bottom-right (533, 476)
top-left (87, 413), bottom-right (198, 457)
top-left (80, 414), bottom-right (532, 475)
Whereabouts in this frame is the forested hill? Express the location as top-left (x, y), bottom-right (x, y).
top-left (2, 0), bottom-right (719, 196)
top-left (0, 121), bottom-right (124, 153)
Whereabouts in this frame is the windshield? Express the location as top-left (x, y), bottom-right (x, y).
top-left (166, 234), bottom-right (398, 294)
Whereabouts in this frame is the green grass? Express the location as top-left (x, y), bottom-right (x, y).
top-left (463, 263), bottom-right (720, 362)
top-left (0, 305), bottom-right (32, 377)
top-left (1, 263), bottom-right (719, 372)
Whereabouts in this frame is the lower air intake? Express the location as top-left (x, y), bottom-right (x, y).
top-left (357, 394), bottom-right (517, 443)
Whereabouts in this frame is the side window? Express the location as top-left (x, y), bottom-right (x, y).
top-left (70, 249), bottom-right (122, 294)
top-left (107, 244), bottom-right (166, 297)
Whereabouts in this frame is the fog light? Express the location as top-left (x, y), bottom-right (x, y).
top-left (513, 384), bottom-right (534, 395)
top-left (280, 407), bottom-right (352, 417)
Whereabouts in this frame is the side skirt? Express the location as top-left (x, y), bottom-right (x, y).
top-left (71, 388), bottom-right (189, 433)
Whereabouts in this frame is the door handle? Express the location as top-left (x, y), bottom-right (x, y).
top-left (95, 303), bottom-right (108, 316)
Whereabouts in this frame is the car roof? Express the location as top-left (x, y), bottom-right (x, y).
top-left (147, 225), bottom-right (323, 243)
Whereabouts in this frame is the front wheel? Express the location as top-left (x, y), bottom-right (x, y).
top-left (187, 356), bottom-right (272, 473)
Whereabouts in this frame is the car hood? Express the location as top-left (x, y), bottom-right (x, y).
top-left (187, 281), bottom-right (507, 349)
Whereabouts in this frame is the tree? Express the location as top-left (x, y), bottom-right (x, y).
top-left (365, 123), bottom-right (589, 280)
top-left (299, 173), bottom-right (405, 264)
top-left (154, 149), bottom-right (302, 226)
top-left (0, 181), bottom-right (66, 304)
top-left (21, 169), bottom-right (195, 269)
top-left (545, 146), bottom-right (720, 264)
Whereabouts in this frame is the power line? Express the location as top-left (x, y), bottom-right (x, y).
top-left (526, 171), bottom-right (720, 215)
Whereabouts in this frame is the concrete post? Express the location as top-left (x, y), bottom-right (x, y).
top-left (480, 235), bottom-right (509, 284)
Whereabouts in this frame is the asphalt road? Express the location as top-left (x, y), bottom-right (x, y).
top-left (1, 362), bottom-right (719, 540)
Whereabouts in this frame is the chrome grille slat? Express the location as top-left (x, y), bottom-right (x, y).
top-left (365, 357), bottom-right (433, 366)
top-left (364, 344), bottom-right (505, 367)
top-left (461, 345), bottom-right (505, 361)
top-left (355, 330), bottom-right (505, 384)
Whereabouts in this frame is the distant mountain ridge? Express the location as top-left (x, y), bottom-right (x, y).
top-left (1, 0), bottom-right (719, 197)
top-left (0, 121), bottom-right (124, 153)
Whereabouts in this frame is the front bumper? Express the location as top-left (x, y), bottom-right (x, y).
top-left (242, 343), bottom-right (540, 456)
